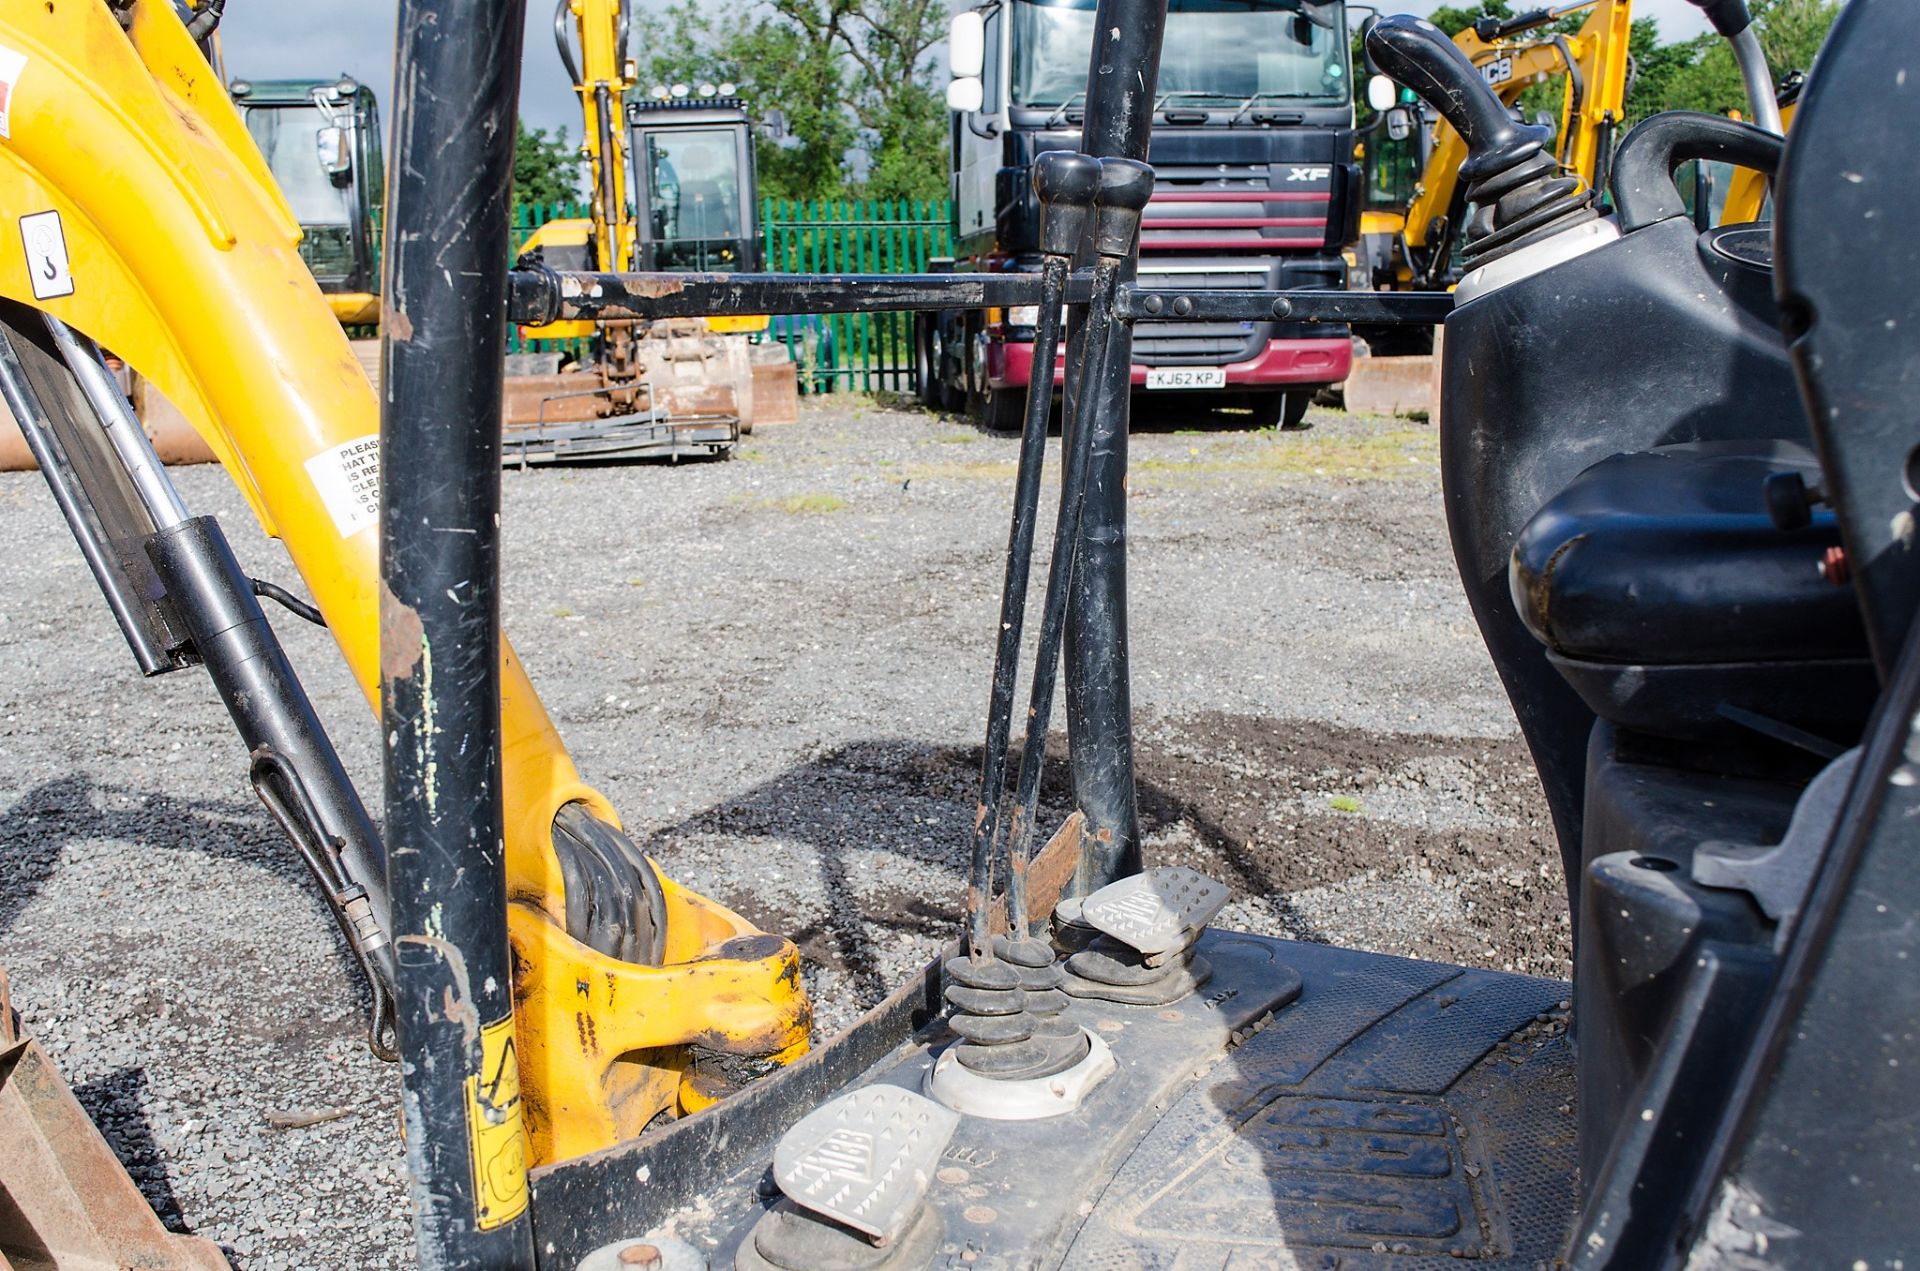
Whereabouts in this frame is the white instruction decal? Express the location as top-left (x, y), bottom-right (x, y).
top-left (306, 433), bottom-right (381, 537)
top-left (20, 210), bottom-right (72, 300)
top-left (0, 45), bottom-right (27, 139)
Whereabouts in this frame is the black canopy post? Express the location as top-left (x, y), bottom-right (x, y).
top-left (1065, 0), bottom-right (1168, 891)
top-left (380, 0), bottom-right (536, 1266)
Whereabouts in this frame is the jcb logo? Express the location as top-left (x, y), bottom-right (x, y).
top-left (1286, 166), bottom-right (1331, 182)
top-left (1481, 55), bottom-right (1514, 86)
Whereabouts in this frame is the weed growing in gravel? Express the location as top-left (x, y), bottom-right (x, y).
top-left (771, 492), bottom-right (848, 514)
top-left (931, 432), bottom-right (979, 445)
top-left (1328, 794), bottom-right (1362, 813)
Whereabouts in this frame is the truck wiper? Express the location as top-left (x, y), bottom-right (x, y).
top-left (1152, 90), bottom-right (1228, 115)
top-left (1226, 90), bottom-right (1303, 126)
top-left (1043, 92), bottom-right (1087, 128)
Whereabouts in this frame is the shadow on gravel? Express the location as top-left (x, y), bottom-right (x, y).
top-left (920, 390), bottom-right (1288, 439)
top-left (70, 1067), bottom-right (193, 1235)
top-left (0, 775), bottom-right (355, 970)
top-left (640, 730), bottom-right (1358, 995)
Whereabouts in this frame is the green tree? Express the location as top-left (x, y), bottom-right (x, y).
top-left (1623, 0), bottom-right (1839, 123)
top-left (632, 0), bottom-right (946, 203)
top-left (1752, 0), bottom-right (1840, 78)
top-left (512, 119), bottom-right (582, 211)
top-left (831, 0), bottom-right (949, 200)
top-left (634, 0), bottom-right (856, 203)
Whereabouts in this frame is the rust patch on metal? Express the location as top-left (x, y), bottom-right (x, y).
top-left (378, 578), bottom-right (424, 685)
top-left (440, 984), bottom-right (478, 1041)
top-left (624, 274), bottom-right (692, 299)
top-left (990, 812), bottom-right (1085, 934)
top-left (388, 308), bottom-right (414, 342)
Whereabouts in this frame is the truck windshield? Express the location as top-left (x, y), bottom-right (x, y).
top-left (243, 104), bottom-right (357, 278)
top-left (1012, 0), bottom-right (1348, 109)
top-left (644, 128), bottom-right (746, 271)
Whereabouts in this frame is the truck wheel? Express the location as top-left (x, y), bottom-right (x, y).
top-left (915, 315), bottom-right (941, 410)
top-left (981, 387), bottom-right (1026, 433)
top-left (1246, 391), bottom-right (1312, 431)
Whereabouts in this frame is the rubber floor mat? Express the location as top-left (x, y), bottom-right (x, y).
top-left (1067, 955), bottom-right (1576, 1268)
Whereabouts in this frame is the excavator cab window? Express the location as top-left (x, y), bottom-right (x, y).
top-left (637, 126), bottom-right (751, 271)
top-left (246, 102), bottom-right (358, 278)
top-left (237, 80), bottom-right (382, 296)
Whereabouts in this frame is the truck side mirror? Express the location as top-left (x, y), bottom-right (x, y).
top-left (947, 76), bottom-right (985, 113)
top-left (316, 126), bottom-right (352, 179)
top-left (949, 11), bottom-right (986, 78)
top-left (1385, 107), bottom-right (1413, 141)
top-left (1366, 73), bottom-right (1398, 113)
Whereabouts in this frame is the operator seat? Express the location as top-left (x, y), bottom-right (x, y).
top-left (1509, 438), bottom-right (1877, 749)
top-left (1505, 443), bottom-right (1866, 752)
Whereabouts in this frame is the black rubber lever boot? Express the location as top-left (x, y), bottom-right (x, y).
top-left (1036, 150), bottom-right (1101, 258)
top-left (1366, 14), bottom-right (1595, 264)
top-left (1092, 156), bottom-right (1155, 259)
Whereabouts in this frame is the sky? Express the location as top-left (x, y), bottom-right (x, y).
top-left (218, 0), bottom-right (1717, 143)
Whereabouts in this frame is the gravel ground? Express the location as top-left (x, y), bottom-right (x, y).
top-left (0, 396), bottom-right (1563, 1267)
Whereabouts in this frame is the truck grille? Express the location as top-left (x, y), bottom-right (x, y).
top-left (1130, 262), bottom-right (1272, 364)
top-left (1142, 161), bottom-right (1333, 252)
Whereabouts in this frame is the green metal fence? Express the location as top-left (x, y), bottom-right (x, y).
top-left (500, 198), bottom-right (954, 392)
top-left (760, 199), bottom-right (952, 394)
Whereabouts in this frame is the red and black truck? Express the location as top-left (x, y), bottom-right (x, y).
top-left (920, 0), bottom-right (1360, 430)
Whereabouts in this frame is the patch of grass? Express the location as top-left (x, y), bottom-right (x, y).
top-left (930, 432), bottom-right (979, 445)
top-left (552, 606), bottom-right (574, 619)
top-left (1327, 794), bottom-right (1362, 814)
top-left (770, 492), bottom-right (848, 515)
top-left (1134, 423), bottom-right (1438, 484)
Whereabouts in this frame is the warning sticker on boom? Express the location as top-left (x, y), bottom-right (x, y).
top-left (20, 210), bottom-right (72, 301)
top-left (466, 1014), bottom-right (529, 1230)
top-left (305, 433), bottom-right (380, 537)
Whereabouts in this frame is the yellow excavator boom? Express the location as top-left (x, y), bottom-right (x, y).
top-left (0, 0), bottom-right (806, 1165)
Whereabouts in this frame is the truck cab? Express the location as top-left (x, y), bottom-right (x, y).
top-left (930, 0), bottom-right (1359, 430)
top-left (230, 76), bottom-right (384, 326)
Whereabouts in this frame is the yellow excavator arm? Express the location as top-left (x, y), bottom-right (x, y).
top-left (0, 0), bottom-right (805, 1164)
top-left (564, 0), bottom-right (636, 273)
top-left (1401, 0), bottom-right (1633, 255)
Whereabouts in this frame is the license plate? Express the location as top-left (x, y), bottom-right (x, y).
top-left (1144, 368), bottom-right (1227, 390)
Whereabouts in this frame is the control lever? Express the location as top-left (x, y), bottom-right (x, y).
top-left (935, 155), bottom-right (1145, 1119)
top-left (962, 150), bottom-right (1099, 976)
top-left (1366, 14), bottom-right (1596, 266)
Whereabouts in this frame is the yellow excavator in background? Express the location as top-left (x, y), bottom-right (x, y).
top-left (507, 0), bottom-right (799, 462)
top-left (0, 8), bottom-right (810, 1258)
top-left (1354, 0), bottom-right (1634, 303)
top-left (230, 75), bottom-right (385, 329)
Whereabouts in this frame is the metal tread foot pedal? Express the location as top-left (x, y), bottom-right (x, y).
top-left (1062, 866), bottom-right (1231, 1006)
top-left (736, 1086), bottom-right (960, 1271)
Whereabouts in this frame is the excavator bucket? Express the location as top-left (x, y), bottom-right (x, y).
top-left (0, 969), bottom-right (231, 1271)
top-left (501, 318), bottom-right (750, 463)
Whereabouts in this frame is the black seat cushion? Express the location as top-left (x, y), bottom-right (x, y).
top-left (1511, 441), bottom-right (1868, 665)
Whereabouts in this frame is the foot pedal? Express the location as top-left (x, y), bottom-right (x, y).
top-left (1063, 867), bottom-right (1229, 1006)
top-left (738, 1087), bottom-right (959, 1271)
top-left (1050, 896), bottom-right (1102, 955)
